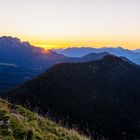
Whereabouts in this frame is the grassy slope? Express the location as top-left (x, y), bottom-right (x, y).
top-left (0, 99), bottom-right (89, 140)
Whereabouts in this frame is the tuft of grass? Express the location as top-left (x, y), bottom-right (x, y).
top-left (0, 98), bottom-right (90, 140)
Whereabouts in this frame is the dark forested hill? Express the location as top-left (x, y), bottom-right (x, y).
top-left (2, 55), bottom-right (140, 140)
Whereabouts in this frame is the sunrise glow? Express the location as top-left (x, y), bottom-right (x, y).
top-left (0, 0), bottom-right (140, 49)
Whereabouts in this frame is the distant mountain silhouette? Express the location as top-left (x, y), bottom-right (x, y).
top-left (134, 49), bottom-right (140, 53)
top-left (0, 36), bottom-right (111, 91)
top-left (0, 36), bottom-right (67, 91)
top-left (54, 47), bottom-right (140, 64)
top-left (3, 55), bottom-right (140, 140)
top-left (62, 52), bottom-right (109, 63)
top-left (0, 36), bottom-right (111, 70)
top-left (0, 36), bottom-right (65, 70)
top-left (53, 47), bottom-right (98, 57)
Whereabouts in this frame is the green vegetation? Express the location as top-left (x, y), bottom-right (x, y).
top-left (0, 99), bottom-right (89, 140)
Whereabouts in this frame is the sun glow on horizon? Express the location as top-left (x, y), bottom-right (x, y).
top-left (0, 0), bottom-right (140, 50)
top-left (35, 44), bottom-right (61, 49)
top-left (30, 36), bottom-right (140, 50)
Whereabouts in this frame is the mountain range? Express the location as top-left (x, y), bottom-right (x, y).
top-left (2, 55), bottom-right (140, 140)
top-left (0, 36), bottom-right (110, 91)
top-left (53, 47), bottom-right (140, 64)
top-left (0, 36), bottom-right (65, 70)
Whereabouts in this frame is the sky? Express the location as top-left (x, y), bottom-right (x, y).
top-left (0, 0), bottom-right (140, 49)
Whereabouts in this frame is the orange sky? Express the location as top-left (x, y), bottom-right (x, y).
top-left (0, 0), bottom-right (140, 50)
